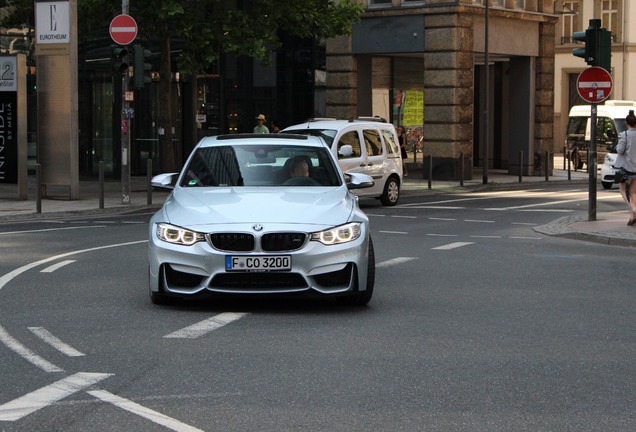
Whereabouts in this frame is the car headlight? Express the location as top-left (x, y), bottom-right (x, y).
top-left (311, 222), bottom-right (362, 245)
top-left (604, 153), bottom-right (615, 163)
top-left (156, 223), bottom-right (205, 246)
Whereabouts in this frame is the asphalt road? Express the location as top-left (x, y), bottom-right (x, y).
top-left (0, 184), bottom-right (634, 432)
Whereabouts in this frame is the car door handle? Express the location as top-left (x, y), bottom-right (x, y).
top-left (359, 163), bottom-right (366, 167)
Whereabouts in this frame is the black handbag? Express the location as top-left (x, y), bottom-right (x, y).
top-left (615, 167), bottom-right (628, 183)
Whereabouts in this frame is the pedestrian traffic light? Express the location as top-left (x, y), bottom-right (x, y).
top-left (598, 28), bottom-right (612, 72)
top-left (111, 45), bottom-right (129, 73)
top-left (133, 44), bottom-right (152, 88)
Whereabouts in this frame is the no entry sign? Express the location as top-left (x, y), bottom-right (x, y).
top-left (109, 14), bottom-right (137, 45)
top-left (577, 67), bottom-right (613, 104)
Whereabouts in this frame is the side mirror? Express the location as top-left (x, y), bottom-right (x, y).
top-left (338, 144), bottom-right (354, 158)
top-left (345, 172), bottom-right (374, 190)
top-left (151, 173), bottom-right (179, 190)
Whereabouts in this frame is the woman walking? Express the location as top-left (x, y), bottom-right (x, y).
top-left (615, 110), bottom-right (636, 225)
top-left (398, 126), bottom-right (408, 177)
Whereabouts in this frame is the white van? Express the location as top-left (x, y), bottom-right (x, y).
top-left (283, 118), bottom-right (403, 206)
top-left (565, 100), bottom-right (636, 169)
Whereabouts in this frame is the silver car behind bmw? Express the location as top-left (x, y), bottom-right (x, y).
top-left (148, 133), bottom-right (375, 305)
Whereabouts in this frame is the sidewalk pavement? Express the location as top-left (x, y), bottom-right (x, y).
top-left (1, 164), bottom-right (635, 248)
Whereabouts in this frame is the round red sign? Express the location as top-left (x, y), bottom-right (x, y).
top-left (109, 14), bottom-right (137, 46)
top-left (576, 67), bottom-right (613, 104)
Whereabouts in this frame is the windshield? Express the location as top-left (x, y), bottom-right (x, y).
top-left (180, 144), bottom-right (342, 187)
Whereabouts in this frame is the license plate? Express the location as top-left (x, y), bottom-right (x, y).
top-left (225, 255), bottom-right (291, 271)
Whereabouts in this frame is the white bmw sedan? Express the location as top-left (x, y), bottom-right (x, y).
top-left (148, 133), bottom-right (376, 306)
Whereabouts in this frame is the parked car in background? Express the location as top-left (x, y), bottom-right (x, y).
top-left (148, 133), bottom-right (376, 306)
top-left (600, 151), bottom-right (619, 189)
top-left (283, 117), bottom-right (403, 206)
top-left (565, 100), bottom-right (636, 170)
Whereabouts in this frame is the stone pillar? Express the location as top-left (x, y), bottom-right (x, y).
top-left (535, 22), bottom-right (556, 176)
top-left (422, 13), bottom-right (474, 180)
top-left (325, 36), bottom-right (357, 119)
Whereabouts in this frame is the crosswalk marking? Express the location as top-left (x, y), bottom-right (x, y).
top-left (164, 313), bottom-right (247, 339)
top-left (0, 373), bottom-right (112, 421)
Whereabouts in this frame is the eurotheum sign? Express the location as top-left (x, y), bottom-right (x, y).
top-left (35, 1), bottom-right (70, 44)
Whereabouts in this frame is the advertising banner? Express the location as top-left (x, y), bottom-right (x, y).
top-left (0, 56), bottom-right (18, 183)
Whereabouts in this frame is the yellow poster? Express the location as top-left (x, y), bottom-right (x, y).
top-left (403, 90), bottom-right (424, 127)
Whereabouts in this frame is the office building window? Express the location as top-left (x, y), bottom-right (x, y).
top-left (370, 0), bottom-right (392, 5)
top-left (561, 1), bottom-right (580, 44)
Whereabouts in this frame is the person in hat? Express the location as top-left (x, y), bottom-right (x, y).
top-left (253, 114), bottom-right (270, 134)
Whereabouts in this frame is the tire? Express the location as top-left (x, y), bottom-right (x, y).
top-left (380, 176), bottom-right (400, 206)
top-left (337, 237), bottom-right (375, 306)
top-left (571, 150), bottom-right (584, 170)
top-left (601, 181), bottom-right (613, 190)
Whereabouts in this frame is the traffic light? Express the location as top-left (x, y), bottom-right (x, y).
top-left (572, 25), bottom-right (599, 66)
top-left (133, 44), bottom-right (152, 88)
top-left (111, 45), bottom-right (129, 73)
top-left (598, 28), bottom-right (612, 72)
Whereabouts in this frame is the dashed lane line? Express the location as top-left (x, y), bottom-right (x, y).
top-left (28, 327), bottom-right (85, 357)
top-left (377, 257), bottom-right (419, 268)
top-left (432, 242), bottom-right (475, 250)
top-left (40, 260), bottom-right (76, 273)
top-left (164, 313), bottom-right (248, 339)
top-left (0, 324), bottom-right (62, 373)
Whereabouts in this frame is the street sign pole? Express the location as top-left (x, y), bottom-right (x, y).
top-left (576, 66), bottom-right (613, 222)
top-left (589, 104), bottom-right (597, 221)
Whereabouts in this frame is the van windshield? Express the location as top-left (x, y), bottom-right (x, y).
top-left (566, 117), bottom-right (587, 135)
top-left (284, 129), bottom-right (337, 146)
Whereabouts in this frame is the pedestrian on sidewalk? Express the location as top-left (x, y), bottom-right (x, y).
top-left (615, 110), bottom-right (636, 225)
top-left (253, 114), bottom-right (270, 134)
top-left (398, 126), bottom-right (408, 177)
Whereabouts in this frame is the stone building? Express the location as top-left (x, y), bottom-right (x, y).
top-left (325, 0), bottom-right (558, 179)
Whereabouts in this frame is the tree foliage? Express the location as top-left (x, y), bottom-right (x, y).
top-left (2, 0), bottom-right (363, 171)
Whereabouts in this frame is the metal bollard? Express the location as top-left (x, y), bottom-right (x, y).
top-left (147, 158), bottom-right (153, 205)
top-left (518, 151), bottom-right (523, 183)
top-left (567, 150), bottom-right (571, 180)
top-left (545, 150), bottom-right (549, 182)
top-left (99, 161), bottom-right (104, 209)
top-left (459, 152), bottom-right (464, 187)
top-left (35, 164), bottom-right (42, 214)
top-left (428, 154), bottom-right (432, 190)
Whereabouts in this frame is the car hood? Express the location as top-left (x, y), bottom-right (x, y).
top-left (161, 187), bottom-right (356, 228)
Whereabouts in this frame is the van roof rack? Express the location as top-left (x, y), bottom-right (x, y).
top-left (604, 100), bottom-right (636, 106)
top-left (348, 116), bottom-right (387, 123)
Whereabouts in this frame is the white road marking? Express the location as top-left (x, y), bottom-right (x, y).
top-left (40, 260), bottom-right (76, 273)
top-left (0, 372), bottom-right (112, 421)
top-left (377, 257), bottom-right (419, 268)
top-left (511, 222), bottom-right (537, 226)
top-left (365, 213), bottom-right (386, 217)
top-left (122, 221), bottom-right (145, 224)
top-left (509, 236), bottom-right (543, 240)
top-left (390, 215), bottom-right (417, 219)
top-left (164, 313), bottom-right (247, 339)
top-left (518, 209), bottom-right (573, 212)
top-left (0, 324), bottom-right (62, 373)
top-left (426, 233), bottom-right (458, 237)
top-left (470, 235), bottom-right (502, 239)
top-left (28, 327), bottom-right (85, 357)
top-left (0, 240), bottom-right (147, 292)
top-left (408, 206), bottom-right (465, 210)
top-left (428, 217), bottom-right (456, 221)
top-left (87, 390), bottom-right (203, 432)
top-left (432, 242), bottom-right (474, 250)
top-left (378, 230), bottom-right (408, 235)
top-left (0, 226), bottom-right (105, 236)
top-left (93, 221), bottom-right (117, 224)
top-left (463, 219), bottom-right (495, 223)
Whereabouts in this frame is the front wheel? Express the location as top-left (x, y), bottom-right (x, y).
top-left (380, 176), bottom-right (400, 206)
top-left (601, 181), bottom-right (613, 190)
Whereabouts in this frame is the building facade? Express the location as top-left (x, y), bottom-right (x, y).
top-left (326, 0), bottom-right (558, 179)
top-left (554, 0), bottom-right (636, 150)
